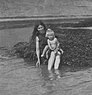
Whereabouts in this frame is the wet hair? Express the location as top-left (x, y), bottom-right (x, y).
top-left (31, 21), bottom-right (47, 41)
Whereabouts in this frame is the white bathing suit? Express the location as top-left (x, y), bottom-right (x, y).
top-left (47, 38), bottom-right (59, 51)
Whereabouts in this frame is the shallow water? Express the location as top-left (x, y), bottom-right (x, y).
top-left (0, 27), bottom-right (33, 48)
top-left (1, 58), bottom-right (92, 95)
top-left (0, 58), bottom-right (63, 95)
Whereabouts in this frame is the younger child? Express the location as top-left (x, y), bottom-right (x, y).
top-left (41, 29), bottom-right (63, 70)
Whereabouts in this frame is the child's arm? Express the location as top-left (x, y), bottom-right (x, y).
top-left (60, 48), bottom-right (64, 54)
top-left (41, 45), bottom-right (49, 57)
top-left (36, 36), bottom-right (40, 66)
top-left (55, 38), bottom-right (60, 51)
top-left (56, 39), bottom-right (64, 54)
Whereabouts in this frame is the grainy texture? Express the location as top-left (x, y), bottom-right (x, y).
top-left (11, 23), bottom-right (92, 67)
top-left (0, 0), bottom-right (92, 17)
top-left (51, 25), bottom-right (92, 67)
top-left (0, 57), bottom-right (92, 95)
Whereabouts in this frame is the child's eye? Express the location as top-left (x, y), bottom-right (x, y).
top-left (38, 26), bottom-right (44, 30)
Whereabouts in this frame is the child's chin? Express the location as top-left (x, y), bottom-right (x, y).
top-left (49, 38), bottom-right (54, 40)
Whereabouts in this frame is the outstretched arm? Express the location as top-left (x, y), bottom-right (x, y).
top-left (41, 45), bottom-right (49, 57)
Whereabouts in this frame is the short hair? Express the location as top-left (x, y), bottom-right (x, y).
top-left (46, 28), bottom-right (55, 37)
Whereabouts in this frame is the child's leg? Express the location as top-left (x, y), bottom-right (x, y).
top-left (48, 70), bottom-right (54, 80)
top-left (48, 51), bottom-right (55, 70)
top-left (54, 69), bottom-right (61, 78)
top-left (54, 53), bottom-right (61, 70)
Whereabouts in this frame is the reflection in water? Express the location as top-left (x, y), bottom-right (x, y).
top-left (54, 69), bottom-right (61, 79)
top-left (35, 64), bottom-right (74, 95)
top-left (48, 69), bottom-right (61, 80)
top-left (48, 70), bottom-right (55, 80)
top-left (38, 65), bottom-right (56, 94)
top-left (39, 64), bottom-right (74, 82)
top-left (40, 64), bottom-right (62, 81)
top-left (36, 64), bottom-right (66, 95)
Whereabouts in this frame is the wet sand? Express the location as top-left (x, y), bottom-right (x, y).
top-left (0, 57), bottom-right (92, 95)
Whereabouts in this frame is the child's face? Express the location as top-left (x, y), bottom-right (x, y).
top-left (48, 35), bottom-right (54, 40)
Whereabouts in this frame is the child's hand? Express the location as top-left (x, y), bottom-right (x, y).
top-left (41, 54), bottom-right (44, 57)
top-left (36, 60), bottom-right (40, 67)
top-left (60, 49), bottom-right (64, 54)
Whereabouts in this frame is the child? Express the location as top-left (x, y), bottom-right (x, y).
top-left (41, 29), bottom-right (63, 70)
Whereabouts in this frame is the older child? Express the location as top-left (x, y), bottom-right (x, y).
top-left (24, 21), bottom-right (47, 66)
top-left (41, 29), bottom-right (63, 70)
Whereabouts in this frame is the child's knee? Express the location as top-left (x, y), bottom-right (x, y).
top-left (48, 61), bottom-right (54, 70)
top-left (54, 56), bottom-right (60, 69)
top-left (48, 66), bottom-right (52, 70)
top-left (54, 63), bottom-right (60, 70)
top-left (54, 66), bottom-right (58, 70)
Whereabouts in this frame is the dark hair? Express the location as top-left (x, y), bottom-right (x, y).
top-left (31, 21), bottom-right (47, 41)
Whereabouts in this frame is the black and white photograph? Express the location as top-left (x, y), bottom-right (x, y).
top-left (0, 0), bottom-right (92, 95)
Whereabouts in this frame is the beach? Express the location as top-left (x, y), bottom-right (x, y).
top-left (0, 18), bottom-right (92, 95)
top-left (0, 55), bottom-right (92, 95)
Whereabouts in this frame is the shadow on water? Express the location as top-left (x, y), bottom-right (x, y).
top-left (24, 56), bottom-right (90, 82)
top-left (26, 60), bottom-right (91, 82)
top-left (25, 60), bottom-right (89, 82)
top-left (25, 60), bottom-right (61, 81)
